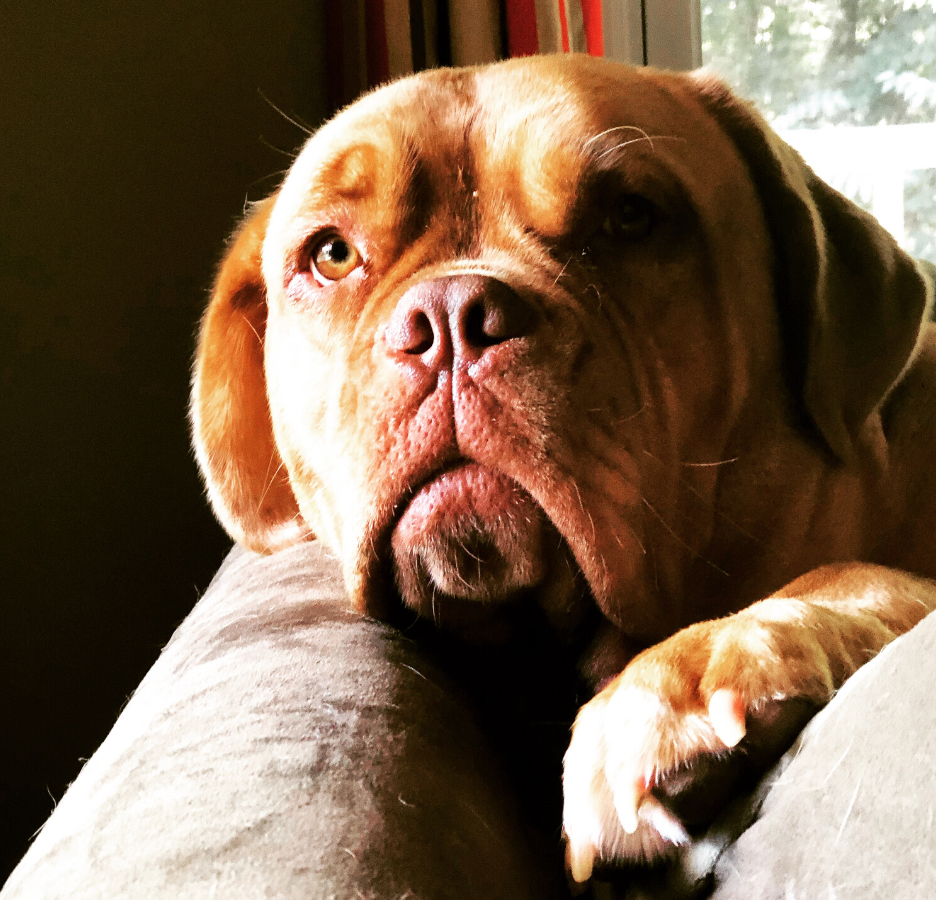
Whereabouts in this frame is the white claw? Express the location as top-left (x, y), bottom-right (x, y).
top-left (638, 795), bottom-right (691, 846)
top-left (612, 780), bottom-right (642, 834)
top-left (566, 840), bottom-right (595, 883)
top-left (708, 688), bottom-right (747, 748)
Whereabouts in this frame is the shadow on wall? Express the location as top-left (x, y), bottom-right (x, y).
top-left (0, 0), bottom-right (329, 880)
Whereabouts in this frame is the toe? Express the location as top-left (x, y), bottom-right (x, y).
top-left (708, 688), bottom-right (747, 748)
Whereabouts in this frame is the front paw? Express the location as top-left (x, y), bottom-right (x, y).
top-left (562, 608), bottom-right (832, 883)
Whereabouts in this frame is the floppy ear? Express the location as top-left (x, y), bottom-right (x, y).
top-left (191, 196), bottom-right (309, 552)
top-left (694, 75), bottom-right (934, 461)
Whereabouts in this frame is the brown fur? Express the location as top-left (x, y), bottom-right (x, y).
top-left (191, 55), bottom-right (936, 879)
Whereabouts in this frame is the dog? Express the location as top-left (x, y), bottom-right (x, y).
top-left (191, 54), bottom-right (936, 883)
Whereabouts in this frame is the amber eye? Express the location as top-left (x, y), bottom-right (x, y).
top-left (602, 194), bottom-right (655, 240)
top-left (309, 233), bottom-right (361, 283)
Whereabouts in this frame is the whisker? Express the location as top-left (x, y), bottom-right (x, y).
top-left (596, 134), bottom-right (656, 160)
top-left (256, 455), bottom-right (287, 513)
top-left (584, 125), bottom-right (656, 151)
top-left (585, 127), bottom-right (687, 161)
top-left (572, 482), bottom-right (597, 544)
top-left (598, 134), bottom-right (686, 159)
top-left (450, 537), bottom-right (475, 590)
top-left (458, 537), bottom-right (484, 564)
top-left (240, 313), bottom-right (263, 344)
top-left (622, 518), bottom-right (647, 555)
top-left (249, 168), bottom-right (291, 192)
top-left (614, 519), bottom-right (647, 556)
top-left (596, 134), bottom-right (687, 162)
top-left (641, 497), bottom-right (730, 577)
top-left (258, 136), bottom-right (299, 160)
top-left (681, 457), bottom-right (740, 467)
top-left (619, 402), bottom-right (648, 425)
top-left (641, 449), bottom-right (765, 548)
top-left (257, 89), bottom-right (314, 135)
top-left (553, 257), bottom-right (573, 286)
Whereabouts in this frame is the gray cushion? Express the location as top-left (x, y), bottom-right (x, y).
top-left (620, 607), bottom-right (936, 899)
top-left (6, 541), bottom-right (934, 900)
top-left (1, 542), bottom-right (567, 900)
top-left (710, 605), bottom-right (936, 899)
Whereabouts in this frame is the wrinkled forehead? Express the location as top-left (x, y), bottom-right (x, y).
top-left (282, 69), bottom-right (477, 205)
top-left (268, 57), bottom-right (733, 238)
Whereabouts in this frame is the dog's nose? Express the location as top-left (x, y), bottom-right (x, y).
top-left (384, 274), bottom-right (534, 368)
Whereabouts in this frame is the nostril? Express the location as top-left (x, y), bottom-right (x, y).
top-left (387, 309), bottom-right (435, 356)
top-left (461, 289), bottom-right (534, 350)
top-left (385, 275), bottom-right (533, 370)
top-left (462, 301), bottom-right (492, 349)
top-left (482, 294), bottom-right (533, 344)
top-left (407, 311), bottom-right (435, 355)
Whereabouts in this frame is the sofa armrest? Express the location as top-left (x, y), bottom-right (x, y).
top-left (2, 542), bottom-right (566, 900)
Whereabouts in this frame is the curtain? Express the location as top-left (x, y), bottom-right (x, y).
top-left (324, 0), bottom-right (605, 114)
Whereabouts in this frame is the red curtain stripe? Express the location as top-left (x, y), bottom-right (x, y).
top-left (505, 0), bottom-right (540, 57)
top-left (340, 0), bottom-right (607, 111)
top-left (558, 0), bottom-right (571, 53)
top-left (581, 0), bottom-right (603, 56)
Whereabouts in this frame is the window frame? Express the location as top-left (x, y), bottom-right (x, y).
top-left (603, 0), bottom-right (702, 70)
top-left (614, 1), bottom-right (936, 254)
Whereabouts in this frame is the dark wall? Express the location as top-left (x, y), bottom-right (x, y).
top-left (0, 1), bottom-right (329, 879)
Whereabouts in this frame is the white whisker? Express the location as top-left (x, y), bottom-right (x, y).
top-left (681, 457), bottom-right (740, 467)
top-left (240, 312), bottom-right (263, 344)
top-left (641, 449), bottom-right (764, 548)
top-left (554, 257), bottom-right (573, 286)
top-left (585, 127), bottom-right (687, 161)
top-left (619, 402), bottom-right (648, 424)
top-left (585, 125), bottom-right (656, 151)
top-left (257, 89), bottom-right (313, 136)
top-left (255, 455), bottom-right (287, 514)
top-left (641, 497), bottom-right (729, 577)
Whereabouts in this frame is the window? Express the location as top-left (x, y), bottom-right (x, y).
top-left (604, 0), bottom-right (936, 263)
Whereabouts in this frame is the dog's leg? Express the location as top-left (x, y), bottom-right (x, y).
top-left (562, 563), bottom-right (936, 881)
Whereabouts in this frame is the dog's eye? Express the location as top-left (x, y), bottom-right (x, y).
top-left (602, 195), bottom-right (655, 241)
top-left (309, 233), bottom-right (361, 284)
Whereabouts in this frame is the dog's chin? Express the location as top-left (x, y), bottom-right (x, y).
top-left (390, 462), bottom-right (550, 630)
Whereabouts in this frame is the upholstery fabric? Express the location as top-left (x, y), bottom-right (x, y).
top-left (5, 541), bottom-right (934, 899)
top-left (1, 543), bottom-right (567, 900)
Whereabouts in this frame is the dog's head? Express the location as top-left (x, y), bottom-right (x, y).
top-left (192, 56), bottom-right (931, 642)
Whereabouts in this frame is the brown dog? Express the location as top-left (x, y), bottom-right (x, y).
top-left (191, 54), bottom-right (936, 882)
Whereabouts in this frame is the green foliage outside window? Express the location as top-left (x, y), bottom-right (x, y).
top-left (702, 0), bottom-right (936, 261)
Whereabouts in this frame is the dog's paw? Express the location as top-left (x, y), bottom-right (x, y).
top-left (562, 605), bottom-right (831, 883)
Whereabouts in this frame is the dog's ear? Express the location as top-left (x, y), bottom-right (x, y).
top-left (191, 196), bottom-right (308, 552)
top-left (694, 74), bottom-right (934, 461)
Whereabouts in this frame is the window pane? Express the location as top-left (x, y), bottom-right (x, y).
top-left (701, 0), bottom-right (936, 263)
